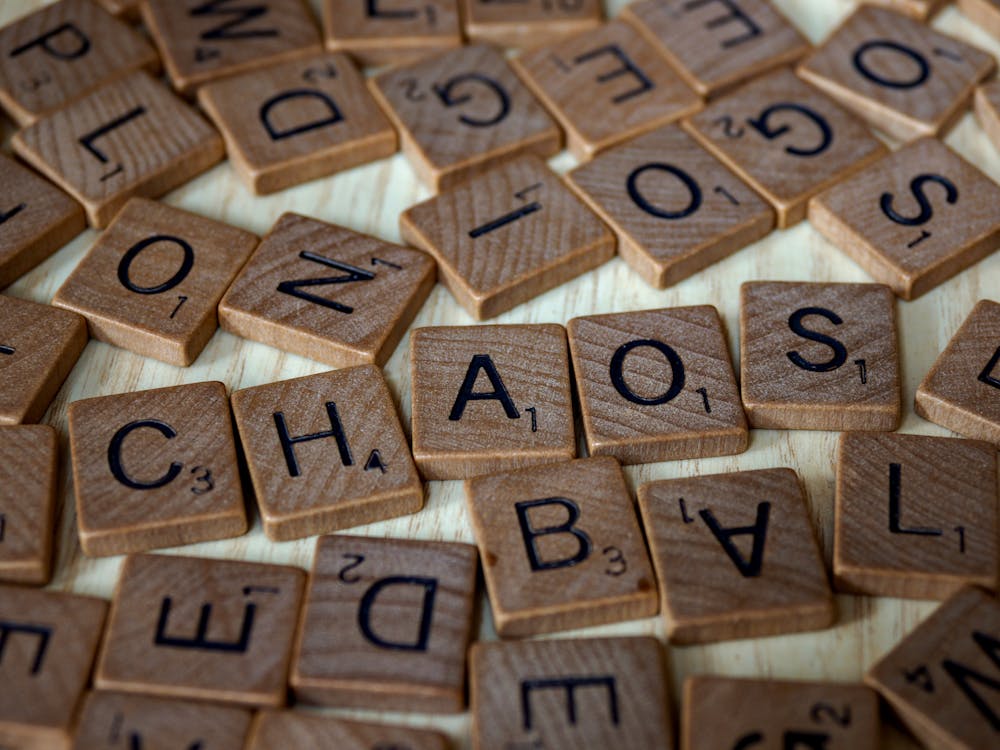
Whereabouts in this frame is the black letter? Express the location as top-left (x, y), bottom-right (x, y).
top-left (260, 89), bottom-right (343, 141)
top-left (699, 501), bottom-right (770, 577)
top-left (433, 73), bottom-right (510, 128)
top-left (366, 0), bottom-right (417, 19)
top-left (276, 251), bottom-right (375, 313)
top-left (888, 463), bottom-right (942, 537)
top-left (573, 44), bottom-right (653, 103)
top-left (687, 0), bottom-right (762, 48)
top-left (357, 576), bottom-right (437, 651)
top-left (786, 307), bottom-right (848, 373)
top-left (747, 103), bottom-right (832, 158)
top-left (449, 354), bottom-right (520, 420)
top-left (154, 597), bottom-right (255, 653)
top-left (853, 40), bottom-right (930, 90)
top-left (10, 23), bottom-right (90, 61)
top-left (626, 163), bottom-right (702, 220)
top-left (107, 420), bottom-right (183, 491)
top-left (979, 346), bottom-right (1000, 389)
top-left (521, 676), bottom-right (618, 730)
top-left (78, 106), bottom-right (147, 164)
top-left (609, 339), bottom-right (686, 405)
top-left (0, 203), bottom-right (26, 226)
top-left (515, 497), bottom-right (592, 571)
top-left (117, 235), bottom-right (195, 295)
top-left (273, 401), bottom-right (353, 477)
top-left (942, 630), bottom-right (1000, 730)
top-left (879, 173), bottom-right (958, 227)
top-left (0, 622), bottom-right (51, 674)
top-left (190, 0), bottom-right (278, 40)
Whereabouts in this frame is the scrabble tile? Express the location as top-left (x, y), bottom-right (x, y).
top-left (96, 553), bottom-right (305, 707)
top-left (95, 0), bottom-right (139, 19)
top-left (471, 637), bottom-right (673, 750)
top-left (974, 80), bottom-right (1000, 152)
top-left (12, 71), bottom-right (225, 228)
top-left (683, 68), bottom-right (888, 227)
top-left (0, 294), bottom-right (87, 425)
top-left (0, 425), bottom-right (57, 586)
top-left (231, 366), bottom-right (423, 541)
top-left (410, 324), bottom-right (576, 480)
top-left (797, 6), bottom-right (996, 141)
top-left (739, 281), bottom-right (901, 431)
top-left (197, 51), bottom-right (397, 195)
top-left (218, 212), bottom-right (435, 367)
top-left (460, 0), bottom-right (603, 50)
top-left (867, 0), bottom-right (946, 19)
top-left (465, 456), bottom-right (658, 637)
top-left (638, 468), bottom-right (835, 644)
top-left (566, 306), bottom-right (748, 464)
top-left (916, 299), bottom-right (1000, 447)
top-left (140, 0), bottom-right (323, 96)
top-left (247, 710), bottom-right (449, 750)
top-left (369, 44), bottom-right (561, 190)
top-left (958, 0), bottom-right (1000, 41)
top-left (0, 0), bottom-right (158, 126)
top-left (0, 586), bottom-right (107, 750)
top-left (52, 198), bottom-right (258, 366)
top-left (291, 534), bottom-right (477, 712)
top-left (1, 152), bottom-right (85, 290)
top-left (400, 155), bottom-right (614, 319)
top-left (67, 381), bottom-right (247, 557)
top-left (865, 585), bottom-right (1000, 750)
top-left (621, 0), bottom-right (811, 99)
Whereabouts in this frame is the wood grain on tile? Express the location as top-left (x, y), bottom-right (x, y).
top-left (974, 80), bottom-right (1000, 153)
top-left (460, 0), bottom-right (603, 50)
top-left (0, 425), bottom-right (57, 586)
top-left (958, 0), bottom-right (1000, 41)
top-left (247, 710), bottom-right (450, 750)
top-left (869, 0), bottom-right (946, 18)
top-left (95, 0), bottom-right (138, 18)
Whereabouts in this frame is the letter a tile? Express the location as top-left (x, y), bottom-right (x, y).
top-left (246, 710), bottom-right (449, 750)
top-left (0, 425), bottom-right (57, 585)
top-left (461, 0), bottom-right (603, 50)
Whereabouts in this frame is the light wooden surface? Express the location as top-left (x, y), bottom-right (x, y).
top-left (2, 1), bottom-right (1000, 747)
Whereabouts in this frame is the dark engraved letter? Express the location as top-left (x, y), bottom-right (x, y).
top-left (358, 576), bottom-right (437, 651)
top-left (433, 73), bottom-right (510, 128)
top-left (515, 497), bottom-right (592, 571)
top-left (687, 0), bottom-right (762, 48)
top-left (610, 339), bottom-right (686, 405)
top-left (786, 307), bottom-right (848, 373)
top-left (0, 622), bottom-right (52, 675)
top-left (626, 163), bottom-right (702, 220)
top-left (747, 103), bottom-right (832, 158)
top-left (276, 251), bottom-right (375, 313)
top-left (260, 89), bottom-right (343, 141)
top-left (977, 346), bottom-right (1000, 389)
top-left (10, 23), bottom-right (90, 61)
top-left (853, 40), bottom-right (930, 90)
top-left (191, 0), bottom-right (278, 40)
top-left (117, 235), bottom-right (195, 295)
top-left (879, 174), bottom-right (958, 227)
top-left (273, 401), bottom-right (353, 477)
top-left (942, 630), bottom-right (1000, 730)
top-left (154, 597), bottom-right (255, 653)
top-left (0, 203), bottom-right (26, 226)
top-left (107, 420), bottom-right (183, 491)
top-left (888, 463), bottom-right (942, 537)
top-left (573, 44), bottom-right (653, 103)
top-left (782, 732), bottom-right (831, 749)
top-left (521, 676), bottom-right (619, 730)
top-left (78, 107), bottom-right (147, 163)
top-left (366, 0), bottom-right (418, 19)
top-left (129, 735), bottom-right (203, 750)
top-left (699, 501), bottom-right (771, 577)
top-left (449, 354), bottom-right (520, 420)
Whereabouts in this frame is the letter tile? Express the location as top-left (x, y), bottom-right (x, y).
top-left (460, 0), bottom-right (603, 50)
top-left (0, 425), bottom-right (57, 585)
top-left (246, 710), bottom-right (449, 750)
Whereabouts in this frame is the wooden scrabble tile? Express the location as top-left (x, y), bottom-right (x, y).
top-left (67, 381), bottom-right (247, 557)
top-left (247, 710), bottom-right (449, 750)
top-left (683, 68), bottom-right (889, 227)
top-left (835, 432), bottom-right (998, 600)
top-left (471, 637), bottom-right (673, 750)
top-left (958, 0), bottom-right (1000, 41)
top-left (0, 425), bottom-right (57, 586)
top-left (51, 198), bottom-right (257, 366)
top-left (0, 294), bottom-right (87, 425)
top-left (865, 585), bottom-right (1000, 750)
top-left (95, 553), bottom-right (305, 707)
top-left (140, 0), bottom-right (323, 96)
top-left (567, 306), bottom-right (748, 465)
top-left (12, 71), bottom-right (224, 228)
top-left (95, 0), bottom-right (139, 19)
top-left (218, 212), bottom-right (434, 367)
top-left (197, 51), bottom-right (397, 195)
top-left (291, 534), bottom-right (477, 712)
top-left (566, 124), bottom-right (773, 288)
top-left (974, 80), bottom-right (1000, 152)
top-left (465, 457), bottom-right (657, 637)
top-left (231, 366), bottom-right (423, 541)
top-left (621, 0), bottom-right (811, 99)
top-left (400, 155), bottom-right (614, 319)
top-left (460, 0), bottom-right (603, 50)
top-left (739, 281), bottom-right (901, 431)
top-left (369, 44), bottom-right (561, 190)
top-left (410, 324), bottom-right (576, 480)
top-left (0, 585), bottom-right (107, 749)
top-left (639, 468), bottom-right (834, 644)
top-left (797, 6), bottom-right (996, 141)
top-left (0, 0), bottom-right (158, 126)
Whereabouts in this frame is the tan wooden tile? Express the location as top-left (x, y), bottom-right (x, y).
top-left (410, 323), bottom-right (576, 480)
top-left (95, 0), bottom-right (139, 19)
top-left (219, 212), bottom-right (435, 367)
top-left (471, 636), bottom-right (673, 750)
top-left (566, 124), bottom-right (773, 288)
top-left (958, 0), bottom-right (1000, 41)
top-left (798, 6), bottom-right (996, 142)
top-left (291, 534), bottom-right (477, 712)
top-left (0, 0), bottom-right (158, 126)
top-left (400, 155), bottom-right (614, 319)
top-left (52, 198), bottom-right (257, 366)
top-left (869, 0), bottom-right (947, 19)
top-left (369, 44), bottom-right (561, 190)
top-left (460, 0), bottom-right (603, 50)
top-left (67, 381), bottom-right (247, 557)
top-left (0, 425), bottom-right (56, 586)
top-left (865, 585), bottom-right (1000, 750)
top-left (231, 366), bottom-right (423, 541)
top-left (0, 294), bottom-right (87, 425)
top-left (11, 71), bottom-right (224, 228)
top-left (974, 80), bottom-right (1000, 153)
top-left (638, 468), bottom-right (835, 644)
top-left (683, 68), bottom-right (888, 227)
top-left (567, 306), bottom-right (748, 465)
top-left (197, 51), bottom-right (397, 195)
top-left (740, 281), bottom-right (901, 431)
top-left (247, 709), bottom-right (449, 750)
top-left (95, 553), bottom-right (305, 707)
top-left (621, 0), bottom-right (811, 99)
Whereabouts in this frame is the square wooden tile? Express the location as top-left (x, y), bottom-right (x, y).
top-left (291, 534), bottom-right (477, 712)
top-left (567, 306), bottom-right (748, 465)
top-left (0, 0), bottom-right (158, 126)
top-left (797, 6), bottom-right (996, 141)
top-left (959, 0), bottom-right (1000, 42)
top-left (638, 468), bottom-right (835, 644)
top-left (51, 197), bottom-right (258, 366)
top-left (621, 0), bottom-right (811, 99)
top-left (810, 137), bottom-right (1000, 301)
top-left (246, 710), bottom-right (449, 750)
top-left (465, 456), bottom-right (657, 637)
top-left (683, 68), bottom-right (888, 227)
top-left (12, 71), bottom-right (224, 228)
top-left (866, 585), bottom-right (1000, 750)
top-left (0, 585), bottom-right (107, 750)
top-left (867, 0), bottom-right (946, 19)
top-left (471, 637), bottom-right (673, 750)
top-left (409, 323), bottom-right (576, 480)
top-left (231, 366), bottom-right (423, 541)
top-left (67, 381), bottom-right (247, 557)
top-left (0, 294), bottom-right (87, 425)
top-left (369, 44), bottom-right (561, 190)
top-left (400, 155), bottom-right (614, 319)
top-left (974, 80), bottom-right (1000, 153)
top-left (740, 281), bottom-right (901, 431)
top-left (0, 425), bottom-right (57, 585)
top-left (96, 553), bottom-right (305, 707)
top-left (197, 51), bottom-right (397, 195)
top-left (219, 212), bottom-right (435, 367)
top-left (460, 0), bottom-right (603, 50)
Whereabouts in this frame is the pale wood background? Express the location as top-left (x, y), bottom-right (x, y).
top-left (2, 1), bottom-right (999, 746)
